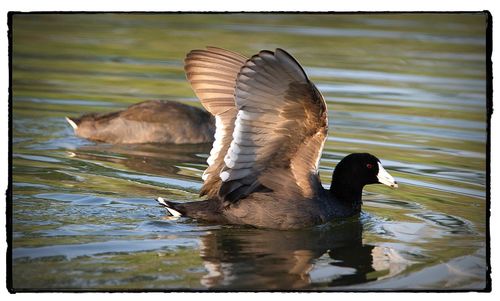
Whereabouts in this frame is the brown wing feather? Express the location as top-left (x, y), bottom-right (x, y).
top-left (219, 49), bottom-right (328, 203)
top-left (184, 47), bottom-right (247, 198)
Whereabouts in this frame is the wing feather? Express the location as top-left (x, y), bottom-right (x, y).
top-left (218, 49), bottom-right (328, 203)
top-left (184, 47), bottom-right (247, 198)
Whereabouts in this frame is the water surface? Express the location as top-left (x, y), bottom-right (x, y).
top-left (10, 13), bottom-right (488, 291)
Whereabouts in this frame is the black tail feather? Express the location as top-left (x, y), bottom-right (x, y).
top-left (155, 198), bottom-right (227, 224)
top-left (157, 197), bottom-right (183, 217)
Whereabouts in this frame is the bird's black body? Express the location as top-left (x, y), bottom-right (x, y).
top-left (160, 153), bottom-right (395, 229)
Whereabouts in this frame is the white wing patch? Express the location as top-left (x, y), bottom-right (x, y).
top-left (203, 115), bottom-right (224, 181)
top-left (220, 109), bottom-right (264, 183)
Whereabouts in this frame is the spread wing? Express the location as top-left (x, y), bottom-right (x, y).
top-left (184, 47), bottom-right (247, 198)
top-left (218, 49), bottom-right (328, 203)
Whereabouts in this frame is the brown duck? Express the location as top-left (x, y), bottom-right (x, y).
top-left (66, 100), bottom-right (215, 144)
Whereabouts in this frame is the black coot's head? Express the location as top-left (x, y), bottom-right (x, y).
top-left (331, 153), bottom-right (398, 189)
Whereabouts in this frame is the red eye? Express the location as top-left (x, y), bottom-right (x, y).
top-left (366, 163), bottom-right (374, 169)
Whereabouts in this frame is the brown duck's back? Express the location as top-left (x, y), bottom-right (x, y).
top-left (68, 100), bottom-right (216, 144)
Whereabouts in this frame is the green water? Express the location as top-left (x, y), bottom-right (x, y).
top-left (10, 13), bottom-right (488, 291)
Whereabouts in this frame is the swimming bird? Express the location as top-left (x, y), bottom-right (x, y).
top-left (157, 47), bottom-right (398, 229)
top-left (66, 100), bottom-right (215, 144)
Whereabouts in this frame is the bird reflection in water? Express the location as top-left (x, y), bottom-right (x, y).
top-left (196, 218), bottom-right (408, 290)
top-left (67, 143), bottom-right (212, 177)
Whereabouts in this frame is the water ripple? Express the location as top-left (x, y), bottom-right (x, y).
top-left (13, 238), bottom-right (199, 260)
